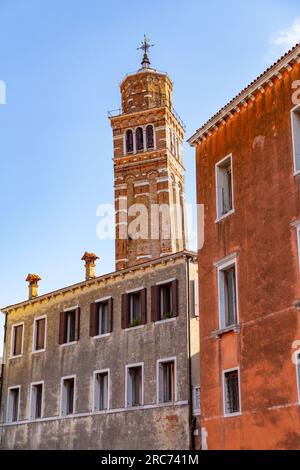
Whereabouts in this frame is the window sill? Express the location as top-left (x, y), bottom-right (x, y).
top-left (60, 341), bottom-right (78, 347)
top-left (223, 412), bottom-right (242, 419)
top-left (155, 317), bottom-right (177, 325)
top-left (93, 333), bottom-right (111, 339)
top-left (9, 354), bottom-right (22, 360)
top-left (294, 170), bottom-right (300, 177)
top-left (32, 348), bottom-right (46, 355)
top-left (124, 324), bottom-right (145, 332)
top-left (212, 324), bottom-right (240, 338)
top-left (215, 209), bottom-right (235, 223)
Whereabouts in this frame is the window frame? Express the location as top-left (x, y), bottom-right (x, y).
top-left (156, 357), bottom-right (177, 404)
top-left (60, 305), bottom-right (79, 347)
top-left (215, 154), bottom-right (235, 222)
top-left (295, 351), bottom-right (300, 404)
top-left (125, 362), bottom-right (144, 408)
top-left (10, 322), bottom-right (24, 359)
top-left (155, 278), bottom-right (178, 324)
top-left (124, 287), bottom-right (145, 330)
top-left (60, 375), bottom-right (76, 417)
top-left (222, 367), bottom-right (242, 417)
top-left (32, 315), bottom-right (47, 353)
top-left (93, 369), bottom-right (110, 412)
top-left (216, 254), bottom-right (239, 331)
top-left (29, 381), bottom-right (44, 420)
top-left (291, 104), bottom-right (300, 176)
top-left (6, 385), bottom-right (21, 423)
top-left (93, 296), bottom-right (112, 338)
top-left (192, 385), bottom-right (201, 416)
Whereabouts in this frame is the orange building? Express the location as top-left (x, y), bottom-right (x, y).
top-left (188, 44), bottom-right (300, 449)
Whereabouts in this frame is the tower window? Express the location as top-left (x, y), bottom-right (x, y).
top-left (146, 125), bottom-right (154, 149)
top-left (136, 127), bottom-right (144, 151)
top-left (125, 129), bottom-right (133, 154)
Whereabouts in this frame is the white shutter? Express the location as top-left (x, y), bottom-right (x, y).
top-left (194, 278), bottom-right (199, 317)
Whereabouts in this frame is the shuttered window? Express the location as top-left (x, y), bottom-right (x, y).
top-left (33, 317), bottom-right (46, 351)
top-left (151, 280), bottom-right (178, 322)
top-left (121, 289), bottom-right (147, 329)
top-left (12, 324), bottom-right (23, 357)
top-left (224, 369), bottom-right (240, 415)
top-left (59, 308), bottom-right (80, 344)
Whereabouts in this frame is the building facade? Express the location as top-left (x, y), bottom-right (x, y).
top-left (188, 43), bottom-right (300, 449)
top-left (0, 42), bottom-right (200, 450)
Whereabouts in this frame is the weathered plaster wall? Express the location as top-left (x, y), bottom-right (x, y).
top-left (195, 62), bottom-right (300, 449)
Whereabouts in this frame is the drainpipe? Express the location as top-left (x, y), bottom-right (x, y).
top-left (185, 255), bottom-right (195, 450)
top-left (0, 311), bottom-right (7, 448)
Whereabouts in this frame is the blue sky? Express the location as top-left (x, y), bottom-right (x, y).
top-left (0, 0), bottom-right (300, 353)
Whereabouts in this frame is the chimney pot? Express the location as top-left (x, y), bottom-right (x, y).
top-left (26, 274), bottom-right (41, 300)
top-left (81, 252), bottom-right (99, 280)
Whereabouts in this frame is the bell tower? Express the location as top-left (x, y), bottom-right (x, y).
top-left (109, 36), bottom-right (187, 271)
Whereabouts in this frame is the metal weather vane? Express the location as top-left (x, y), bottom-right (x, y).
top-left (137, 34), bottom-right (154, 69)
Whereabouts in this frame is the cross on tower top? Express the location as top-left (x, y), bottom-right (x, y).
top-left (137, 34), bottom-right (154, 69)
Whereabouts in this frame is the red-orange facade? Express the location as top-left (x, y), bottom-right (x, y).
top-left (189, 44), bottom-right (300, 449)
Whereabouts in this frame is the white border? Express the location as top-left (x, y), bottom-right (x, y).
top-left (222, 366), bottom-right (242, 417)
top-left (291, 104), bottom-right (300, 176)
top-left (29, 381), bottom-right (45, 420)
top-left (125, 362), bottom-right (144, 408)
top-left (216, 254), bottom-right (239, 330)
top-left (294, 351), bottom-right (300, 404)
top-left (156, 357), bottom-right (177, 404)
top-left (6, 385), bottom-right (21, 423)
top-left (10, 322), bottom-right (24, 359)
top-left (93, 369), bottom-right (110, 412)
top-left (60, 375), bottom-right (76, 417)
top-left (215, 154), bottom-right (235, 222)
top-left (32, 315), bottom-right (47, 354)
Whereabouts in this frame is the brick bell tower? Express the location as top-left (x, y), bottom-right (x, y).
top-left (109, 36), bottom-right (188, 271)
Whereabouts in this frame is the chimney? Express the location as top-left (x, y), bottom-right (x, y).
top-left (81, 252), bottom-right (99, 280)
top-left (26, 274), bottom-right (41, 300)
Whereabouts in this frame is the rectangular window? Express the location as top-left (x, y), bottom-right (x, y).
top-left (59, 308), bottom-right (80, 345)
top-left (218, 258), bottom-right (238, 329)
top-left (223, 369), bottom-right (241, 415)
top-left (30, 383), bottom-right (43, 420)
top-left (7, 387), bottom-right (20, 423)
top-left (11, 323), bottom-right (24, 357)
top-left (193, 386), bottom-right (201, 415)
top-left (190, 278), bottom-right (199, 317)
top-left (129, 292), bottom-right (141, 326)
top-left (158, 283), bottom-right (173, 320)
top-left (97, 301), bottom-right (109, 336)
top-left (33, 317), bottom-right (46, 352)
top-left (126, 364), bottom-right (143, 407)
top-left (158, 359), bottom-right (176, 403)
top-left (122, 290), bottom-right (146, 329)
top-left (94, 371), bottom-right (109, 411)
top-left (296, 352), bottom-right (300, 403)
top-left (61, 377), bottom-right (75, 416)
top-left (291, 106), bottom-right (300, 174)
top-left (216, 155), bottom-right (233, 219)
